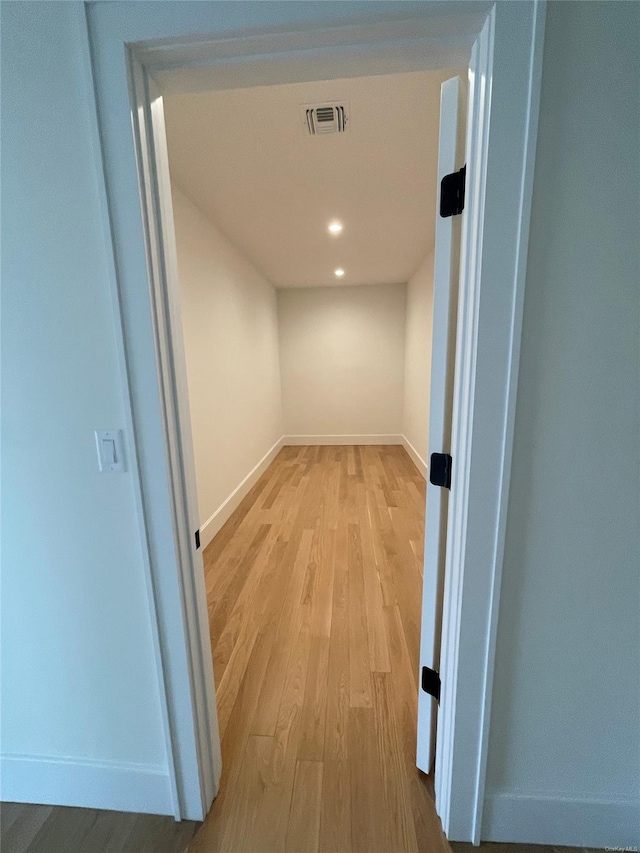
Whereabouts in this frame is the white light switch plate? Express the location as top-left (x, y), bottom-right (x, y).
top-left (95, 429), bottom-right (126, 473)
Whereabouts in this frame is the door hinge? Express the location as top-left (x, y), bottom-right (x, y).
top-left (440, 165), bottom-right (466, 217)
top-left (422, 666), bottom-right (441, 703)
top-left (429, 453), bottom-right (452, 489)
top-left (195, 529), bottom-right (201, 550)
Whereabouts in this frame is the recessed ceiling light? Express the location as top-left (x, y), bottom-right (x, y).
top-left (334, 268), bottom-right (345, 278)
top-left (328, 221), bottom-right (343, 235)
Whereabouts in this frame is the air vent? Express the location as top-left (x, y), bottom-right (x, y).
top-left (302, 102), bottom-right (349, 135)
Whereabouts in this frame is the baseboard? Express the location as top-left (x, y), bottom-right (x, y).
top-left (482, 792), bottom-right (640, 848)
top-left (0, 753), bottom-right (173, 815)
top-left (283, 434), bottom-right (403, 446)
top-left (401, 435), bottom-right (427, 478)
top-left (199, 436), bottom-right (284, 549)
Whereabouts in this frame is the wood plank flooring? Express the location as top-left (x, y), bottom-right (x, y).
top-left (0, 802), bottom-right (198, 852)
top-left (190, 444), bottom-right (447, 853)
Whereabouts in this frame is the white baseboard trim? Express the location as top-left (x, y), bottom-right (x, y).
top-left (401, 435), bottom-right (427, 478)
top-left (199, 436), bottom-right (284, 549)
top-left (283, 434), bottom-right (402, 446)
top-left (482, 792), bottom-right (640, 848)
top-left (0, 753), bottom-right (173, 815)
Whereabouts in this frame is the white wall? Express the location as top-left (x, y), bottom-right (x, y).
top-left (278, 283), bottom-right (406, 440)
top-left (402, 252), bottom-right (435, 469)
top-left (0, 2), bottom-right (171, 813)
top-left (484, 2), bottom-right (640, 845)
top-left (171, 184), bottom-right (283, 543)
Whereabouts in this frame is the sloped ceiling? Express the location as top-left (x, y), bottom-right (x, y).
top-left (164, 69), bottom-right (461, 288)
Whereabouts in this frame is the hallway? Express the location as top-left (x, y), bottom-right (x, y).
top-left (189, 444), bottom-right (449, 853)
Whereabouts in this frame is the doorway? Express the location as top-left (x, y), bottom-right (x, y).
top-left (89, 1), bottom-right (545, 839)
top-left (161, 66), bottom-right (458, 850)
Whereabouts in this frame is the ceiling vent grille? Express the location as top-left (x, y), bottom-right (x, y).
top-left (302, 102), bottom-right (349, 135)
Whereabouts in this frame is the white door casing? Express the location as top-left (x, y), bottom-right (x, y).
top-left (146, 76), bottom-right (223, 811)
top-left (86, 0), bottom-right (545, 834)
top-left (127, 57), bottom-right (222, 819)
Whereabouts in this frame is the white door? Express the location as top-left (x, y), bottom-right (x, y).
top-left (416, 76), bottom-right (465, 774)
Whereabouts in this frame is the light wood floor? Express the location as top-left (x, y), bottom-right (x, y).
top-left (190, 444), bottom-right (445, 853)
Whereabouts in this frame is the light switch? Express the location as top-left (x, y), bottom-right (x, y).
top-left (95, 429), bottom-right (126, 473)
top-left (102, 438), bottom-right (117, 465)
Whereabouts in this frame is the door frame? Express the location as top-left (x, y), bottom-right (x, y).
top-left (86, 1), bottom-right (545, 839)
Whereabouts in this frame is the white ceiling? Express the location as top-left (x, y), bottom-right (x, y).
top-left (164, 70), bottom-right (461, 288)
